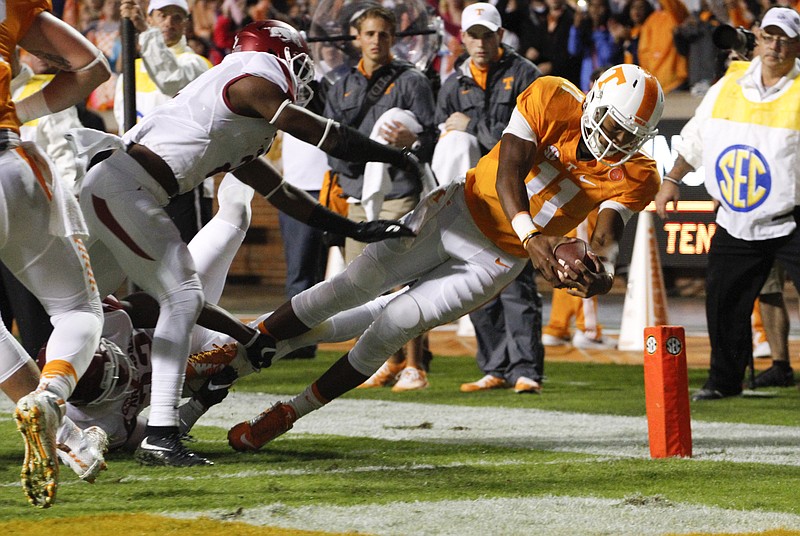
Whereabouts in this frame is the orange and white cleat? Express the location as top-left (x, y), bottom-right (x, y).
top-left (14, 391), bottom-right (64, 508)
top-left (391, 367), bottom-right (429, 392)
top-left (513, 376), bottom-right (542, 394)
top-left (460, 374), bottom-right (508, 393)
top-left (228, 402), bottom-right (297, 452)
top-left (357, 360), bottom-right (404, 389)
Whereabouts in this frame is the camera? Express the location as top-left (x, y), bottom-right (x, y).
top-left (712, 24), bottom-right (756, 57)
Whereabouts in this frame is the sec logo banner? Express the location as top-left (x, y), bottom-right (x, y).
top-left (715, 144), bottom-right (770, 212)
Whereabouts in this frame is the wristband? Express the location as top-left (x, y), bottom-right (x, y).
top-left (15, 91), bottom-right (51, 124)
top-left (662, 176), bottom-right (682, 186)
top-left (521, 230), bottom-right (541, 249)
top-left (511, 211), bottom-right (536, 242)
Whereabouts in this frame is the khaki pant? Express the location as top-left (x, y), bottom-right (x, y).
top-left (344, 195), bottom-right (419, 264)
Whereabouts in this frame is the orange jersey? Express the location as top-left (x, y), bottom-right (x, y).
top-left (464, 76), bottom-right (659, 258)
top-left (0, 0), bottom-right (51, 133)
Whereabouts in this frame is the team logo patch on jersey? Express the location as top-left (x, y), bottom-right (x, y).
top-left (544, 145), bottom-right (560, 160)
top-left (715, 144), bottom-right (770, 212)
top-left (608, 167), bottom-right (625, 182)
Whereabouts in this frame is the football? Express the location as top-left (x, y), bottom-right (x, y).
top-left (552, 239), bottom-right (597, 284)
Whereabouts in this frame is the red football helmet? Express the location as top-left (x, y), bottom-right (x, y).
top-left (233, 20), bottom-right (315, 107)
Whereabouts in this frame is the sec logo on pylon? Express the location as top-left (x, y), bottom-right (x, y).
top-left (665, 336), bottom-right (682, 355)
top-left (646, 335), bottom-right (657, 354)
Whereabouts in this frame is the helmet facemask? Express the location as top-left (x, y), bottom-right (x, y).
top-left (286, 47), bottom-right (315, 107)
top-left (580, 104), bottom-right (657, 167)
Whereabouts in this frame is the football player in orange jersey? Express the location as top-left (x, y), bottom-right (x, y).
top-left (227, 64), bottom-right (665, 452)
top-left (0, 1), bottom-right (111, 508)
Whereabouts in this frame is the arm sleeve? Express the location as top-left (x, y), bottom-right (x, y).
top-left (673, 78), bottom-right (723, 170)
top-left (138, 29), bottom-right (211, 96)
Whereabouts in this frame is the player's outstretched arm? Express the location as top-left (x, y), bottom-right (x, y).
top-left (233, 159), bottom-right (414, 243)
top-left (226, 75), bottom-right (422, 174)
top-left (16, 12), bottom-right (110, 123)
top-left (655, 155), bottom-right (693, 219)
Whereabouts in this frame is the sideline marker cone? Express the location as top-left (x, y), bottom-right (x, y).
top-left (617, 211), bottom-right (669, 351)
top-left (643, 325), bottom-right (692, 458)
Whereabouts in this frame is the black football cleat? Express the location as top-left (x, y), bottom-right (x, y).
top-left (134, 433), bottom-right (213, 467)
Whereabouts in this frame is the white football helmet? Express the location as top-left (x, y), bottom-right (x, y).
top-left (580, 64), bottom-right (664, 166)
top-left (69, 338), bottom-right (134, 406)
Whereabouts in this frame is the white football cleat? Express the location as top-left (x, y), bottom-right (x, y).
top-left (572, 330), bottom-right (616, 350)
top-left (58, 423), bottom-right (109, 483)
top-left (14, 391), bottom-right (64, 508)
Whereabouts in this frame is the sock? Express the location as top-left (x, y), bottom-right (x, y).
top-left (286, 383), bottom-right (327, 419)
top-left (39, 359), bottom-right (78, 401)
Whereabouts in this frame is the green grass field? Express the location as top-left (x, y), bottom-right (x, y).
top-left (2, 352), bottom-right (800, 535)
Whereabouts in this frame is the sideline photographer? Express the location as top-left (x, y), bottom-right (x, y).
top-left (655, 7), bottom-right (800, 401)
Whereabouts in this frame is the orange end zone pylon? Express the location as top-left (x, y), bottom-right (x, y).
top-left (643, 326), bottom-right (692, 458)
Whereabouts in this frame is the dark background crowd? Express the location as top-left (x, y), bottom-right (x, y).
top-left (46, 0), bottom-right (800, 115)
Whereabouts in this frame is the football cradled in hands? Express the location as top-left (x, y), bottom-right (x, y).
top-left (552, 239), bottom-right (598, 284)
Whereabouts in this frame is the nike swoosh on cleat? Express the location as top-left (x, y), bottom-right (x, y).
top-left (139, 438), bottom-right (171, 452)
top-left (238, 433), bottom-right (257, 449)
top-left (495, 257), bottom-right (511, 269)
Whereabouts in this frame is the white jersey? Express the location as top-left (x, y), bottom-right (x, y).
top-left (65, 302), bottom-right (155, 450)
top-left (123, 51), bottom-right (294, 195)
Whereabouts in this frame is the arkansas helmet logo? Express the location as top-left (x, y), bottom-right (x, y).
top-left (269, 26), bottom-right (304, 47)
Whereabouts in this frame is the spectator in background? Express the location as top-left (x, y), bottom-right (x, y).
top-left (432, 2), bottom-right (545, 394)
top-left (568, 0), bottom-right (623, 91)
top-left (655, 7), bottom-right (800, 400)
top-left (619, 0), bottom-right (655, 65)
top-left (637, 0), bottom-right (690, 92)
top-left (674, 0), bottom-right (722, 96)
top-left (520, 0), bottom-right (581, 84)
top-left (324, 6), bottom-right (437, 391)
top-left (751, 265), bottom-right (796, 388)
top-left (191, 0), bottom-right (225, 64)
top-left (114, 0), bottom-right (214, 244)
top-left (84, 0), bottom-right (122, 111)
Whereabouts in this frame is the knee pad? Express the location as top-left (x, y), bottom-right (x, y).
top-left (348, 292), bottom-right (424, 375)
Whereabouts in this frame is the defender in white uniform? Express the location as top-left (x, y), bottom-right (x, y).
top-left (75, 20), bottom-right (420, 467)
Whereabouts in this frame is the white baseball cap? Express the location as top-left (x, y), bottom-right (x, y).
top-left (461, 3), bottom-right (502, 33)
top-left (760, 7), bottom-right (800, 38)
top-left (148, 0), bottom-right (190, 14)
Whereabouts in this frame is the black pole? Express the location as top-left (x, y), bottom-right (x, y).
top-left (121, 18), bottom-right (136, 133)
top-left (306, 28), bottom-right (437, 43)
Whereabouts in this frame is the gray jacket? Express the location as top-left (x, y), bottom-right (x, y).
top-left (324, 59), bottom-right (436, 200)
top-left (436, 46), bottom-right (541, 154)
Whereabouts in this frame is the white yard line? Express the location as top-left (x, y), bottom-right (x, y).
top-left (4, 393), bottom-right (800, 534)
top-left (169, 495), bottom-right (800, 536)
top-left (201, 392), bottom-right (800, 466)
